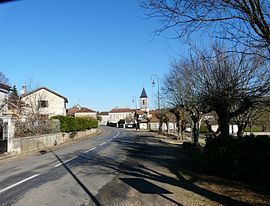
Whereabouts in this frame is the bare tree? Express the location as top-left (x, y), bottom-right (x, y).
top-left (232, 99), bottom-right (270, 136)
top-left (169, 107), bottom-right (188, 140)
top-left (163, 57), bottom-right (210, 145)
top-left (141, 0), bottom-right (270, 59)
top-left (164, 45), bottom-right (270, 138)
top-left (197, 46), bottom-right (270, 136)
top-left (0, 71), bottom-right (9, 84)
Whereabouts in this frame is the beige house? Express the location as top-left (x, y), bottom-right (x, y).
top-left (0, 83), bottom-right (11, 115)
top-left (108, 108), bottom-right (135, 124)
top-left (21, 87), bottom-right (68, 119)
top-left (67, 105), bottom-right (97, 119)
top-left (98, 111), bottom-right (109, 125)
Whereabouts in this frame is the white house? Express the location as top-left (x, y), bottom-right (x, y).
top-left (98, 111), bottom-right (109, 125)
top-left (108, 108), bottom-right (135, 125)
top-left (0, 83), bottom-right (11, 154)
top-left (21, 86), bottom-right (68, 119)
top-left (0, 83), bottom-right (11, 115)
top-left (67, 105), bottom-right (97, 119)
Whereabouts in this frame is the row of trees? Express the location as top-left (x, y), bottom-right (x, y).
top-left (141, 0), bottom-right (270, 145)
top-left (162, 46), bottom-right (270, 145)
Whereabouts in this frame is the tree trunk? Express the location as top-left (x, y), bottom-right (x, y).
top-left (179, 121), bottom-right (182, 141)
top-left (193, 124), bottom-right (200, 146)
top-left (237, 124), bottom-right (244, 137)
top-left (176, 117), bottom-right (180, 136)
top-left (159, 122), bottom-right (162, 133)
top-left (192, 117), bottom-right (200, 146)
top-left (166, 122), bottom-right (169, 134)
top-left (217, 111), bottom-right (230, 137)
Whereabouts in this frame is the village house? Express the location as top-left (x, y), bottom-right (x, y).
top-left (0, 83), bottom-right (11, 115)
top-left (98, 111), bottom-right (109, 125)
top-left (108, 108), bottom-right (135, 127)
top-left (107, 88), bottom-right (151, 129)
top-left (0, 83), bottom-right (11, 154)
top-left (67, 105), bottom-right (97, 119)
top-left (20, 86), bottom-right (68, 119)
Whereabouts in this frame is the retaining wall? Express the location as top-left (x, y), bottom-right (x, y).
top-left (10, 128), bottom-right (97, 154)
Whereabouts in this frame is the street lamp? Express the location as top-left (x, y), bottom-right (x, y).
top-left (151, 74), bottom-right (161, 132)
top-left (131, 96), bottom-right (138, 130)
top-left (131, 96), bottom-right (137, 110)
top-left (151, 74), bottom-right (160, 112)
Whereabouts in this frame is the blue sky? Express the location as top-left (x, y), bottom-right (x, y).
top-left (0, 0), bottom-right (188, 111)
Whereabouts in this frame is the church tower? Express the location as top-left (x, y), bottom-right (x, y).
top-left (140, 88), bottom-right (149, 112)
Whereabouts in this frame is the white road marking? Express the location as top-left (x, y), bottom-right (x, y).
top-left (99, 142), bottom-right (106, 146)
top-left (84, 146), bottom-right (97, 153)
top-left (0, 129), bottom-right (121, 195)
top-left (112, 130), bottom-right (120, 139)
top-left (54, 156), bottom-right (78, 168)
top-left (0, 174), bottom-right (40, 194)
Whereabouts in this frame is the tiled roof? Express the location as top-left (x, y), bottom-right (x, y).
top-left (21, 87), bottom-right (68, 103)
top-left (99, 111), bottom-right (109, 115)
top-left (67, 106), bottom-right (96, 115)
top-left (135, 109), bottom-right (147, 115)
top-left (110, 108), bottom-right (134, 113)
top-left (0, 83), bottom-right (11, 93)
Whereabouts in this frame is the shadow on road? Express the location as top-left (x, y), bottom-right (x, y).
top-left (75, 134), bottom-right (253, 206)
top-left (52, 151), bottom-right (101, 206)
top-left (120, 177), bottom-right (183, 206)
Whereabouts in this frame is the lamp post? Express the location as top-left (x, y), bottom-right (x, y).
top-left (132, 96), bottom-right (138, 130)
top-left (151, 74), bottom-right (161, 132)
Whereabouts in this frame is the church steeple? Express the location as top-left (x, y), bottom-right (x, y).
top-left (140, 88), bottom-right (148, 98)
top-left (140, 88), bottom-right (149, 112)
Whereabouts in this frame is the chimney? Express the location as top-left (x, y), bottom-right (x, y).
top-left (20, 86), bottom-right (27, 95)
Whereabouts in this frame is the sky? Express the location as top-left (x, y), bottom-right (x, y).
top-left (0, 0), bottom-right (188, 111)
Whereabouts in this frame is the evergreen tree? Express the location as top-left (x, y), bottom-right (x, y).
top-left (10, 85), bottom-right (19, 99)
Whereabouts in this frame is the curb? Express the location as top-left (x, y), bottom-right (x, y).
top-left (0, 128), bottom-right (104, 163)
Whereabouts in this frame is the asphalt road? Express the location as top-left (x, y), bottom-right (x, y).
top-left (0, 126), bottom-right (251, 206)
top-left (0, 126), bottom-right (180, 206)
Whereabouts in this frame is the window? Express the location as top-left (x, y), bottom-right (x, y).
top-left (143, 100), bottom-right (145, 105)
top-left (38, 100), bottom-right (48, 108)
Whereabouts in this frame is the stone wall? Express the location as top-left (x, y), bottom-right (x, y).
top-left (9, 128), bottom-right (97, 154)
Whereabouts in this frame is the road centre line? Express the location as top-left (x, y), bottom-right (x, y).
top-left (0, 130), bottom-right (121, 194)
top-left (55, 130), bottom-right (120, 167)
top-left (112, 130), bottom-right (120, 139)
top-left (0, 174), bottom-right (40, 194)
top-left (99, 142), bottom-right (106, 146)
top-left (54, 156), bottom-right (78, 168)
top-left (84, 146), bottom-right (97, 153)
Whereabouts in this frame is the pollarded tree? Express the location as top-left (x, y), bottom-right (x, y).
top-left (169, 107), bottom-right (189, 140)
top-left (141, 0), bottom-right (270, 59)
top-left (163, 57), bottom-right (211, 145)
top-left (164, 45), bottom-right (270, 137)
top-left (196, 45), bottom-right (270, 136)
top-left (232, 99), bottom-right (270, 136)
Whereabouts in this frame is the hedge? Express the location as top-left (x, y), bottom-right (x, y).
top-left (51, 116), bottom-right (98, 132)
top-left (205, 135), bottom-right (270, 184)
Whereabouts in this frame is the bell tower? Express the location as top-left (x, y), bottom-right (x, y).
top-left (140, 88), bottom-right (149, 112)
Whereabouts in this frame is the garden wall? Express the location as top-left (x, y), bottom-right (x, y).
top-left (10, 128), bottom-right (97, 154)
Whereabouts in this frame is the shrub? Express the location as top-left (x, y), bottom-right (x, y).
top-left (244, 125), bottom-right (262, 132)
top-left (200, 125), bottom-right (208, 133)
top-left (15, 119), bottom-right (60, 138)
top-left (205, 135), bottom-right (270, 184)
top-left (51, 116), bottom-right (98, 132)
